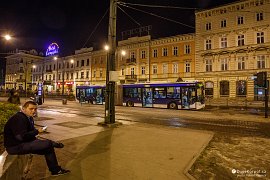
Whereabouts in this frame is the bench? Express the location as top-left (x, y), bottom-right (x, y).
top-left (0, 151), bottom-right (33, 180)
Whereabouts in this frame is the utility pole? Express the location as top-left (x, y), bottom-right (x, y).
top-left (104, 0), bottom-right (117, 124)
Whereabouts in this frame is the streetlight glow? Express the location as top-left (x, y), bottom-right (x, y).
top-left (121, 50), bottom-right (126, 56)
top-left (53, 57), bottom-right (58, 60)
top-left (104, 45), bottom-right (109, 51)
top-left (70, 59), bottom-right (74, 64)
top-left (4, 34), bottom-right (11, 41)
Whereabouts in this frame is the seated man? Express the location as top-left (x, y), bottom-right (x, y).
top-left (4, 101), bottom-right (70, 176)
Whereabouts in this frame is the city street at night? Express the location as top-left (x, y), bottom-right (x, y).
top-left (6, 98), bottom-right (268, 179)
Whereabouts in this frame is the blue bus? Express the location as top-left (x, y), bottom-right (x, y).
top-left (122, 81), bottom-right (205, 110)
top-left (76, 85), bottom-right (105, 104)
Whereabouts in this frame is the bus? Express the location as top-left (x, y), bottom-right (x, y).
top-left (76, 85), bottom-right (105, 104)
top-left (122, 81), bottom-right (205, 110)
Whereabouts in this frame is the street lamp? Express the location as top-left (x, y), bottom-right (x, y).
top-left (3, 34), bottom-right (11, 41)
top-left (32, 65), bottom-right (36, 91)
top-left (53, 56), bottom-right (58, 94)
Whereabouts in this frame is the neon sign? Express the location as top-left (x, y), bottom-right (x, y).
top-left (46, 43), bottom-right (59, 56)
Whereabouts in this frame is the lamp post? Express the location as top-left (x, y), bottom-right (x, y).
top-left (70, 59), bottom-right (75, 95)
top-left (53, 56), bottom-right (58, 95)
top-left (32, 65), bottom-right (36, 91)
top-left (61, 60), bottom-right (65, 96)
top-left (104, 0), bottom-right (117, 124)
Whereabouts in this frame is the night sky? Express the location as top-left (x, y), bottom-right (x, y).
top-left (0, 0), bottom-right (237, 56)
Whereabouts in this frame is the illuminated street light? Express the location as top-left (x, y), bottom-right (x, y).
top-left (104, 45), bottom-right (109, 51)
top-left (4, 34), bottom-right (11, 41)
top-left (121, 50), bottom-right (126, 56)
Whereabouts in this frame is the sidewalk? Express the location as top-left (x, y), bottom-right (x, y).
top-left (22, 100), bottom-right (213, 180)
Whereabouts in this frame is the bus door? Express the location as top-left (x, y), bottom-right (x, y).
top-left (96, 88), bottom-right (103, 104)
top-left (142, 88), bottom-right (153, 107)
top-left (181, 87), bottom-right (190, 109)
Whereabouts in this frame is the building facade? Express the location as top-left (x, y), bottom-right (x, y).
top-left (5, 49), bottom-right (43, 92)
top-left (195, 0), bottom-right (270, 100)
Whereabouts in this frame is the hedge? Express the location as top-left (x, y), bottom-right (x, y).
top-left (0, 102), bottom-right (20, 134)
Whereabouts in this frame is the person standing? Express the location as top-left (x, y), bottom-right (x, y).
top-left (4, 101), bottom-right (70, 176)
top-left (7, 91), bottom-right (21, 105)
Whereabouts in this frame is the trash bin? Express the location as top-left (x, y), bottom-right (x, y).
top-left (62, 99), bottom-right (67, 105)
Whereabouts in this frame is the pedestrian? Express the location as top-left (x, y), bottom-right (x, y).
top-left (7, 91), bottom-right (21, 105)
top-left (4, 101), bottom-right (70, 176)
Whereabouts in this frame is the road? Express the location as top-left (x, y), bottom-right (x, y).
top-left (38, 103), bottom-right (270, 138)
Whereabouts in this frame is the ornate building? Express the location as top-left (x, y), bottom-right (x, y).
top-left (195, 0), bottom-right (270, 100)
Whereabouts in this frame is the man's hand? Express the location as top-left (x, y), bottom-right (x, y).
top-left (38, 126), bottom-right (47, 133)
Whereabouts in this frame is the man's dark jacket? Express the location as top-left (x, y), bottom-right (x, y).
top-left (4, 112), bottom-right (38, 148)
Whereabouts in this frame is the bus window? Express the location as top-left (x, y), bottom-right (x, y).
top-left (124, 88), bottom-right (141, 98)
top-left (167, 87), bottom-right (180, 98)
top-left (154, 87), bottom-right (166, 98)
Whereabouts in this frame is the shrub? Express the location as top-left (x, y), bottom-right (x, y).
top-left (0, 102), bottom-right (20, 134)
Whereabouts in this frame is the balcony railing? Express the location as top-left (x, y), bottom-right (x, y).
top-left (126, 58), bottom-right (136, 64)
top-left (16, 79), bottom-right (25, 82)
top-left (125, 75), bottom-right (137, 81)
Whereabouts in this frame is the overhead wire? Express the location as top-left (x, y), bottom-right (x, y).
top-left (118, 5), bottom-right (142, 27)
top-left (82, 7), bottom-right (109, 48)
top-left (118, 2), bottom-right (195, 29)
top-left (118, 1), bottom-right (198, 10)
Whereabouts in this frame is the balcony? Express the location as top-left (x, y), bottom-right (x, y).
top-left (125, 75), bottom-right (137, 82)
top-left (16, 79), bottom-right (25, 82)
top-left (46, 69), bottom-right (52, 72)
top-left (17, 70), bottom-right (24, 73)
top-left (126, 58), bottom-right (136, 64)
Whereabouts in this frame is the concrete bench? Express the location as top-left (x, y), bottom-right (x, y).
top-left (0, 151), bottom-right (33, 180)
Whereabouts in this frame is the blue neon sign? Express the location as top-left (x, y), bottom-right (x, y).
top-left (46, 43), bottom-right (59, 56)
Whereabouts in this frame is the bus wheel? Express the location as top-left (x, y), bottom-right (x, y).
top-left (168, 102), bottom-right (177, 109)
top-left (126, 101), bottom-right (134, 107)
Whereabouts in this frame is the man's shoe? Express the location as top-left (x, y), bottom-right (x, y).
top-left (52, 168), bottom-right (70, 176)
top-left (53, 142), bottom-right (64, 148)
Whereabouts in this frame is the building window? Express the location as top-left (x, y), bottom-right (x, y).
top-left (220, 81), bottom-right (229, 96)
top-left (256, 12), bottom-right (264, 21)
top-left (205, 81), bottom-right (214, 97)
top-left (93, 70), bottom-right (96, 78)
top-left (86, 71), bottom-right (89, 78)
top-left (153, 65), bottom-right (157, 74)
top-left (257, 32), bottom-right (264, 44)
top-left (220, 36), bottom-right (227, 48)
top-left (221, 58), bottom-right (228, 71)
top-left (130, 51), bottom-right (136, 59)
top-left (162, 63), bottom-right (168, 74)
top-left (131, 67), bottom-right (135, 75)
top-left (141, 50), bottom-right (146, 59)
top-left (237, 16), bottom-right (244, 25)
top-left (206, 59), bottom-right (212, 72)
top-left (237, 34), bottom-right (245, 46)
top-left (221, 19), bottom-right (227, 28)
top-left (205, 39), bottom-right (212, 50)
top-left (81, 60), bottom-right (84, 67)
top-left (184, 45), bottom-right (191, 54)
top-left (71, 73), bottom-right (73, 79)
top-left (257, 55), bottom-right (266, 69)
top-left (81, 72), bottom-right (84, 79)
top-left (236, 80), bottom-right (247, 97)
top-left (162, 48), bottom-right (168, 56)
top-left (185, 62), bottom-right (190, 72)
top-left (100, 68), bottom-right (103, 77)
top-left (76, 61), bottom-right (79, 67)
top-left (121, 68), bottom-right (124, 76)
top-left (141, 66), bottom-right (145, 75)
top-left (206, 22), bottom-right (212, 30)
top-left (237, 57), bottom-right (245, 70)
top-left (173, 63), bottom-right (178, 73)
top-left (86, 59), bottom-right (89, 66)
top-left (173, 46), bottom-right (178, 56)
top-left (153, 49), bottom-right (158, 58)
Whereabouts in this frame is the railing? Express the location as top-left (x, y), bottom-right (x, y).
top-left (126, 58), bottom-right (136, 64)
top-left (125, 75), bottom-right (137, 81)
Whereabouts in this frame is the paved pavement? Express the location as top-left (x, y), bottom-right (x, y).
top-left (1, 97), bottom-right (269, 179)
